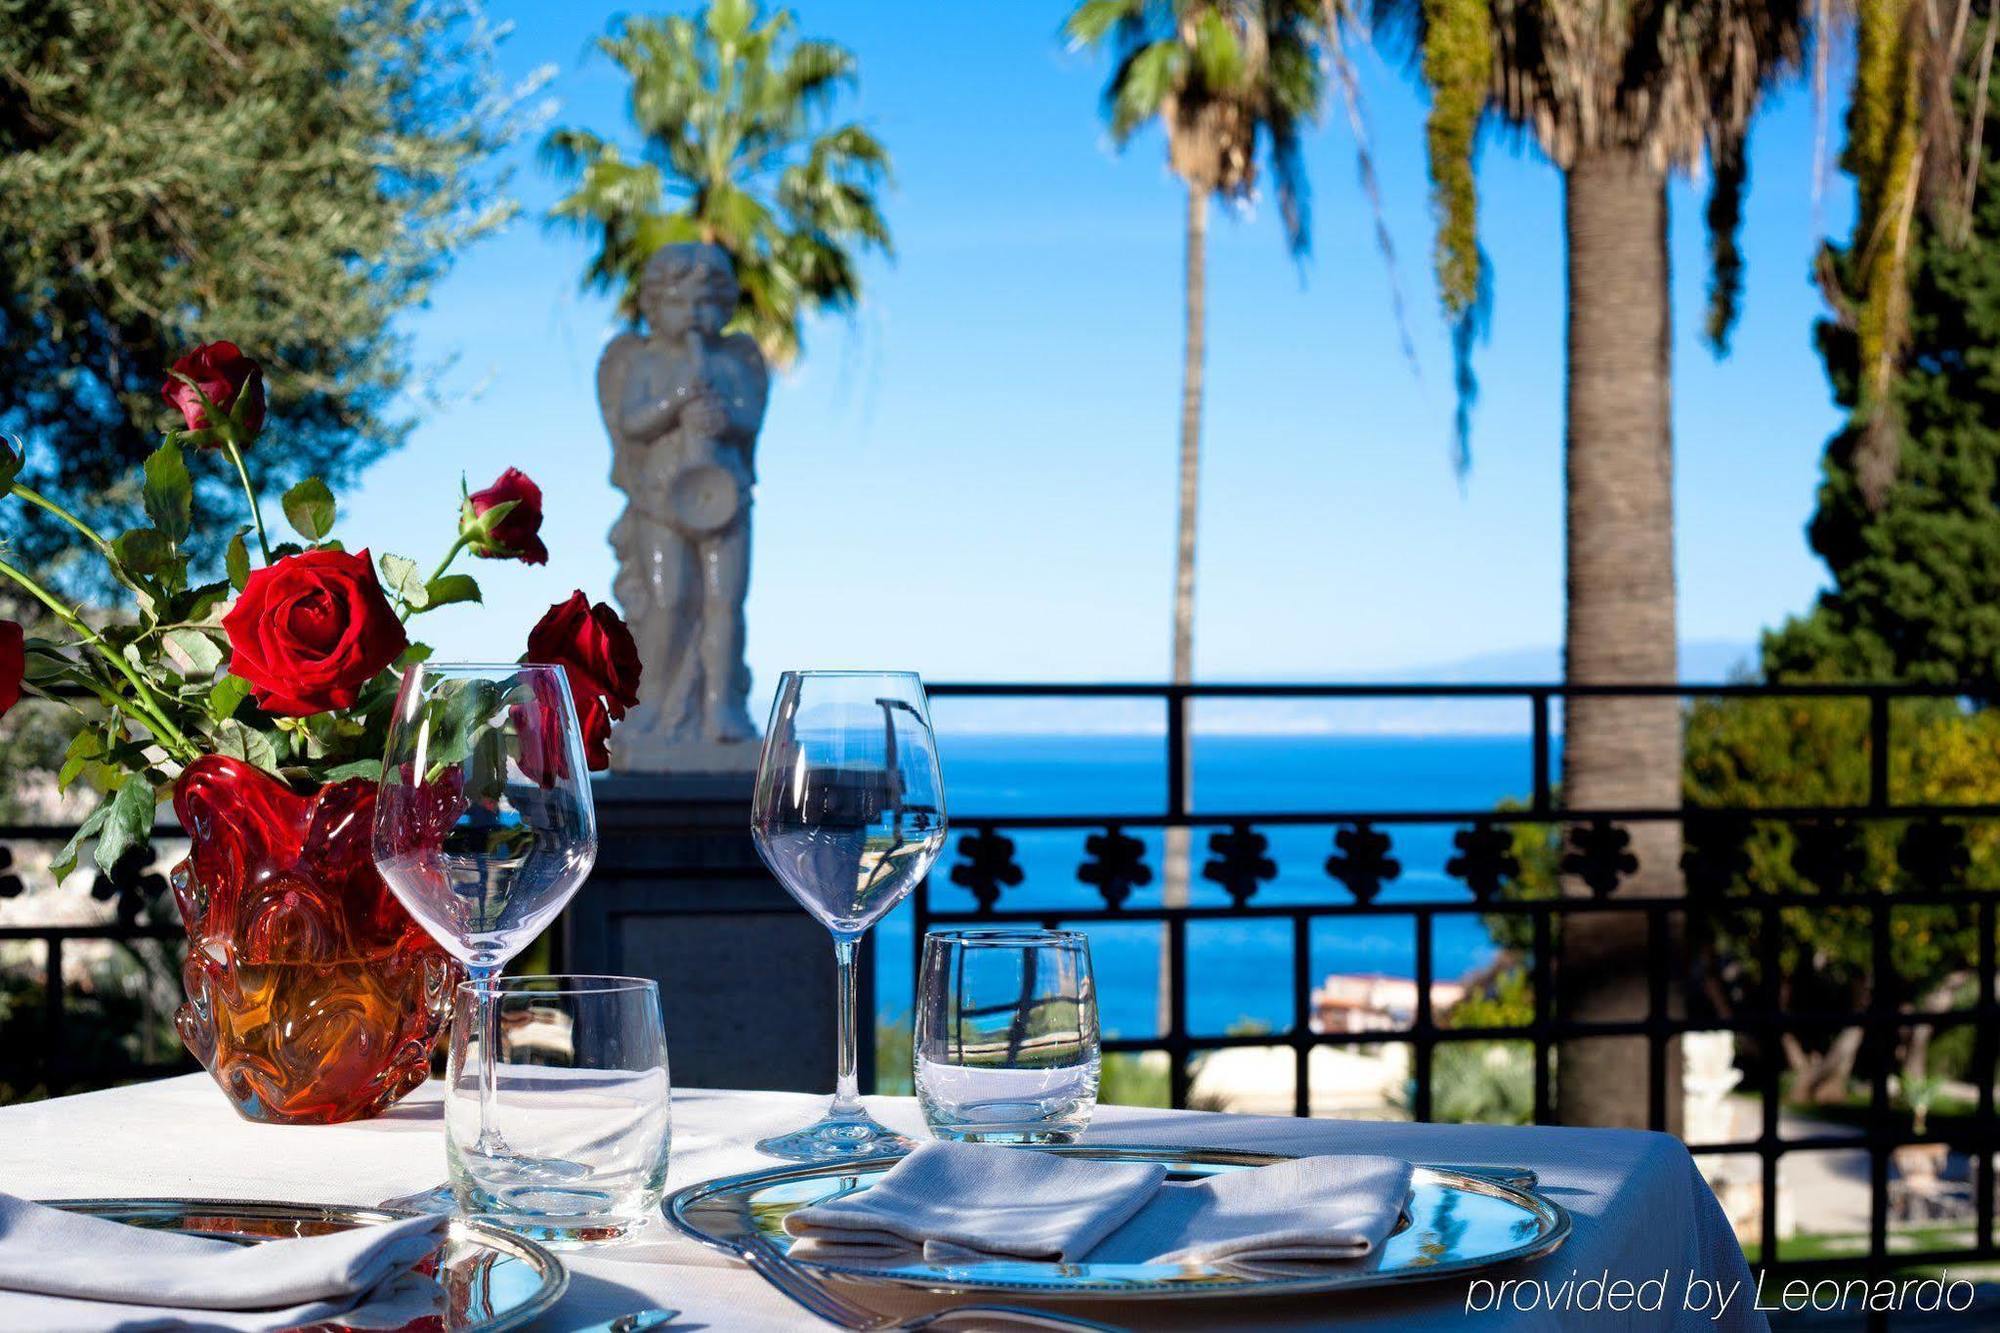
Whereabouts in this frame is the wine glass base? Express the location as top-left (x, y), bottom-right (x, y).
top-left (755, 1111), bottom-right (917, 1162)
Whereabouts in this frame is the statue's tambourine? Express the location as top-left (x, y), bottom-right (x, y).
top-left (665, 459), bottom-right (746, 537)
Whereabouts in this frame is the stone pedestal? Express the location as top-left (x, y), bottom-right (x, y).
top-left (564, 773), bottom-right (871, 1094)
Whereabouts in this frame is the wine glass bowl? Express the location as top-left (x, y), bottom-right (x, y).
top-left (750, 670), bottom-right (947, 1160)
top-left (373, 664), bottom-right (597, 973)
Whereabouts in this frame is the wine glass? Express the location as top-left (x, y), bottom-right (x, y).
top-left (373, 662), bottom-right (599, 1170)
top-left (751, 670), bottom-right (948, 1160)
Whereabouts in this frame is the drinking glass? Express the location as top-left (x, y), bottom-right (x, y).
top-left (445, 976), bottom-right (671, 1244)
top-left (751, 670), bottom-right (947, 1160)
top-left (916, 929), bottom-right (1100, 1144)
top-left (373, 662), bottom-right (599, 1166)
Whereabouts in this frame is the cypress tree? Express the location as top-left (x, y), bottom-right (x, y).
top-left (1766, 22), bottom-right (2000, 685)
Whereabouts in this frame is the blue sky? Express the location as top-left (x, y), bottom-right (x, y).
top-left (342, 1), bottom-right (1854, 695)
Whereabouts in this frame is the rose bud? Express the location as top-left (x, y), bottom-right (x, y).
top-left (222, 548), bottom-right (408, 717)
top-left (462, 468), bottom-right (549, 565)
top-left (0, 621), bottom-right (22, 718)
top-left (162, 341), bottom-right (266, 446)
top-left (524, 591), bottom-right (642, 772)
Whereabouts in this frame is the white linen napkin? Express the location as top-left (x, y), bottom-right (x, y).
top-left (780, 1142), bottom-right (1413, 1271)
top-left (0, 1192), bottom-right (447, 1331)
top-left (782, 1141), bottom-right (1168, 1262)
top-left (1090, 1153), bottom-right (1414, 1268)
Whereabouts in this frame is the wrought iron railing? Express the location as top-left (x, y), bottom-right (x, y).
top-left (2, 680), bottom-right (1996, 1284)
top-left (914, 680), bottom-right (2000, 1282)
top-left (0, 829), bottom-right (191, 1096)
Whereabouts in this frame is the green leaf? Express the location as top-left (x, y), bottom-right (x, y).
top-left (212, 720), bottom-right (280, 773)
top-left (282, 477), bottom-right (336, 541)
top-left (379, 552), bottom-right (429, 610)
top-left (142, 438), bottom-right (192, 544)
top-left (51, 801), bottom-right (110, 884)
top-left (114, 528), bottom-right (173, 576)
top-left (395, 642), bottom-right (434, 668)
top-left (56, 731), bottom-right (103, 792)
top-left (226, 530), bottom-right (251, 590)
top-left (94, 773), bottom-right (157, 876)
top-left (162, 628), bottom-right (224, 678)
top-left (182, 579), bottom-right (233, 625)
top-left (209, 674), bottom-right (252, 722)
top-left (22, 638), bottom-right (79, 688)
top-left (321, 758), bottom-right (385, 784)
top-left (0, 436), bottom-right (21, 495)
top-left (424, 573), bottom-right (482, 610)
top-left (425, 678), bottom-right (500, 771)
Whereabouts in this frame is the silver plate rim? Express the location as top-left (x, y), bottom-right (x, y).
top-left (38, 1196), bottom-right (570, 1332)
top-left (665, 1143), bottom-right (1572, 1302)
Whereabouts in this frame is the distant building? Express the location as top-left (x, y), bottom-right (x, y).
top-left (1310, 972), bottom-right (1466, 1034)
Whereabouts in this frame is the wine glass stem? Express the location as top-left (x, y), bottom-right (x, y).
top-left (470, 963), bottom-right (501, 1150)
top-left (831, 935), bottom-right (862, 1119)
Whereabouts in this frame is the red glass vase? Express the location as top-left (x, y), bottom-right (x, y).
top-left (170, 754), bottom-right (459, 1124)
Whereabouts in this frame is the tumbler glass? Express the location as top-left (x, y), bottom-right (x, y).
top-left (445, 975), bottom-right (670, 1244)
top-left (915, 929), bottom-right (1100, 1144)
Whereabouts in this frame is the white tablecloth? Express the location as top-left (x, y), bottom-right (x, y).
top-left (0, 1075), bottom-right (1764, 1331)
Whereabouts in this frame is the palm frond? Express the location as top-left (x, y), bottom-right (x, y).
top-left (542, 0), bottom-right (891, 365)
top-left (1704, 134), bottom-right (1749, 352)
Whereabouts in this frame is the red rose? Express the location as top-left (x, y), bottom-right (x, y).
top-left (162, 341), bottom-right (265, 444)
top-left (0, 621), bottom-right (21, 718)
top-left (524, 591), bottom-right (641, 771)
top-left (222, 548), bottom-right (408, 716)
top-left (511, 678), bottom-right (572, 788)
top-left (465, 468), bottom-right (548, 565)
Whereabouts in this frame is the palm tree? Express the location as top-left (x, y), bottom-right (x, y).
top-left (543, 0), bottom-right (891, 365)
top-left (1064, 0), bottom-right (1324, 1029)
top-left (1376, 0), bottom-right (1975, 1127)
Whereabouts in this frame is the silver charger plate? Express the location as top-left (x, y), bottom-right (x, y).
top-left (42, 1198), bottom-right (568, 1332)
top-left (667, 1144), bottom-right (1570, 1301)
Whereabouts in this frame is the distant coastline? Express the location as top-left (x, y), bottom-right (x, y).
top-left (924, 639), bottom-right (1754, 739)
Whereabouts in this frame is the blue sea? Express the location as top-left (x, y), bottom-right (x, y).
top-left (874, 733), bottom-right (1542, 1040)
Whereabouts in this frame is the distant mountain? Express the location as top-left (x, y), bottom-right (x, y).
top-left (929, 640), bottom-right (1759, 736)
top-left (1363, 640), bottom-right (1755, 685)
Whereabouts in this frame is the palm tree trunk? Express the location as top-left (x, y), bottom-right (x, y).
top-left (1160, 186), bottom-right (1206, 1038)
top-left (1557, 146), bottom-right (1684, 1132)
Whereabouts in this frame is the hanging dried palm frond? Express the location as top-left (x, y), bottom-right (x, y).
top-left (1840, 0), bottom-right (1984, 504)
top-left (1705, 136), bottom-right (1750, 351)
top-left (1379, 0), bottom-right (1804, 459)
top-left (1421, 0), bottom-right (1492, 320)
top-left (1418, 0), bottom-right (1493, 472)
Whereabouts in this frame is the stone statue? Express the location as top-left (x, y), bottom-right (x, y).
top-left (599, 244), bottom-right (770, 772)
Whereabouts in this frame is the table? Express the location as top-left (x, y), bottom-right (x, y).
top-left (0, 1076), bottom-right (1764, 1331)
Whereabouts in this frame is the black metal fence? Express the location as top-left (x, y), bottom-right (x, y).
top-left (0, 824), bottom-right (192, 1096)
top-left (913, 681), bottom-right (2000, 1282)
top-left (3, 680), bottom-right (1998, 1284)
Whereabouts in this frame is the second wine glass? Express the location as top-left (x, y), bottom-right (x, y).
top-left (751, 670), bottom-right (947, 1160)
top-left (372, 662), bottom-right (599, 1172)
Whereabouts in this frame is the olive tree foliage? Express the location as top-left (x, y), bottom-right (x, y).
top-left (0, 0), bottom-right (527, 589)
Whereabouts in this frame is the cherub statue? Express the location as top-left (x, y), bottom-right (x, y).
top-left (598, 244), bottom-right (770, 770)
